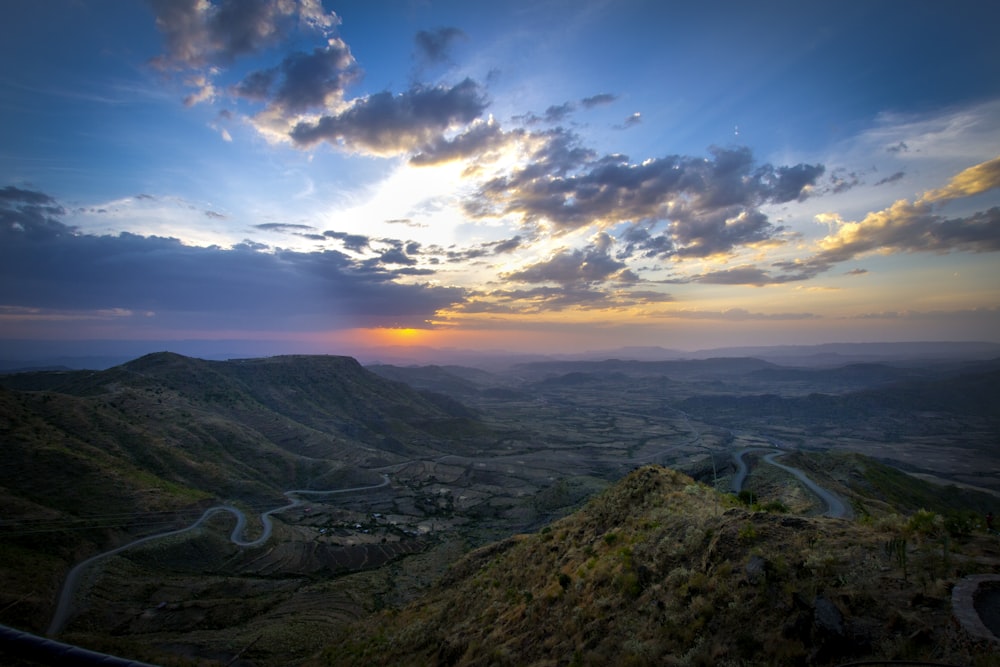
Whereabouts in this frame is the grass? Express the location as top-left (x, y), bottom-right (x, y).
top-left (313, 465), bottom-right (1000, 667)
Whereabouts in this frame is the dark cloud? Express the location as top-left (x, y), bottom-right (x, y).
top-left (234, 41), bottom-right (358, 112)
top-left (414, 27), bottom-right (467, 64)
top-left (693, 266), bottom-right (776, 286)
top-left (233, 69), bottom-right (276, 101)
top-left (1, 186), bottom-right (59, 207)
top-left (205, 210), bottom-right (226, 219)
top-left (467, 141), bottom-right (821, 259)
top-left (543, 103), bottom-right (575, 123)
top-left (829, 168), bottom-right (861, 194)
top-left (290, 79), bottom-right (488, 155)
top-left (580, 93), bottom-right (616, 109)
top-left (618, 112), bottom-right (641, 129)
top-left (759, 162), bottom-right (826, 203)
top-left (845, 268), bottom-right (868, 275)
top-left (254, 222), bottom-right (316, 232)
top-left (148, 0), bottom-right (337, 69)
top-left (322, 230), bottom-right (370, 253)
top-left (513, 102), bottom-right (581, 127)
top-left (503, 234), bottom-right (636, 286)
top-left (886, 141), bottom-right (909, 154)
top-left (1, 186), bottom-right (69, 238)
top-left (492, 236), bottom-right (522, 254)
top-left (874, 171), bottom-right (905, 186)
top-left (437, 236), bottom-right (524, 263)
top-left (456, 284), bottom-right (672, 315)
top-left (410, 119), bottom-right (518, 166)
top-left (378, 246), bottom-right (417, 266)
top-left (1, 188), bottom-right (461, 330)
top-left (456, 286), bottom-right (605, 314)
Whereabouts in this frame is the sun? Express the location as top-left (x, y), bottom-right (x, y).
top-left (368, 327), bottom-right (430, 346)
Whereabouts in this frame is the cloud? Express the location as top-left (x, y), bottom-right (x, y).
top-left (503, 233), bottom-right (637, 286)
top-left (467, 141), bottom-right (822, 259)
top-left (414, 27), bottom-right (467, 64)
top-left (1, 187), bottom-right (462, 331)
top-left (148, 0), bottom-right (339, 69)
top-left (693, 266), bottom-right (777, 286)
top-left (323, 230), bottom-right (371, 252)
top-left (669, 308), bottom-right (820, 321)
top-left (410, 117), bottom-right (520, 166)
top-left (1, 185), bottom-right (60, 208)
top-left (234, 39), bottom-right (358, 113)
top-left (1, 186), bottom-right (69, 238)
top-left (455, 284), bottom-right (666, 314)
top-left (618, 112), bottom-right (641, 129)
top-left (828, 168), bottom-right (861, 194)
top-left (290, 79), bottom-right (488, 156)
top-left (580, 93), bottom-right (616, 109)
top-left (922, 155), bottom-right (1000, 203)
top-left (874, 171), bottom-right (904, 186)
top-left (753, 156), bottom-right (1000, 283)
top-left (542, 103), bottom-right (575, 124)
top-left (491, 236), bottom-right (523, 254)
top-left (808, 158), bottom-right (1000, 264)
top-left (433, 236), bottom-right (524, 263)
top-left (253, 222), bottom-right (316, 232)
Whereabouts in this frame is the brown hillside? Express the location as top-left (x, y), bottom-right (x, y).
top-left (315, 466), bottom-right (1000, 667)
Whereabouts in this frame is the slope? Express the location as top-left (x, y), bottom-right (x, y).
top-left (316, 466), bottom-right (1000, 667)
top-left (0, 352), bottom-right (494, 634)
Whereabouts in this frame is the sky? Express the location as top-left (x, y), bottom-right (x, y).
top-left (2, 0), bottom-right (1000, 359)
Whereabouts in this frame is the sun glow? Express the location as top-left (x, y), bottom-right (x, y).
top-left (368, 326), bottom-right (431, 346)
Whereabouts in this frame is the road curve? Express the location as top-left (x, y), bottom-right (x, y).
top-left (730, 449), bottom-right (852, 520)
top-left (762, 452), bottom-right (852, 519)
top-left (730, 448), bottom-right (771, 494)
top-left (48, 475), bottom-right (390, 637)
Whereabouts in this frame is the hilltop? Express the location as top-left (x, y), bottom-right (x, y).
top-left (317, 465), bottom-right (1000, 667)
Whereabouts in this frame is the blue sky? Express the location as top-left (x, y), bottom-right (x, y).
top-left (2, 0), bottom-right (999, 358)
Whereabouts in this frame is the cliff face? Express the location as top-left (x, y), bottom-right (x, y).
top-left (317, 465), bottom-right (1000, 667)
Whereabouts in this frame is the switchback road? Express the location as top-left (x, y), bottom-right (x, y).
top-left (48, 475), bottom-right (390, 636)
top-left (731, 449), bottom-right (852, 519)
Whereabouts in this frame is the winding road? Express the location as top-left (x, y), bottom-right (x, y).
top-left (731, 448), bottom-right (852, 519)
top-left (47, 475), bottom-right (390, 637)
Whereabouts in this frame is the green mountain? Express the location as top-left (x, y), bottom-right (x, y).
top-left (0, 352), bottom-right (493, 633)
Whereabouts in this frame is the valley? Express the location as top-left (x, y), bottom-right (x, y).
top-left (1, 346), bottom-right (999, 665)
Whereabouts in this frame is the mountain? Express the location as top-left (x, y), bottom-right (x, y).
top-left (315, 465), bottom-right (1000, 666)
top-left (0, 352), bottom-right (494, 633)
top-left (510, 357), bottom-right (779, 381)
top-left (690, 341), bottom-right (1000, 366)
top-left (3, 352), bottom-right (998, 666)
top-left (679, 367), bottom-right (1000, 423)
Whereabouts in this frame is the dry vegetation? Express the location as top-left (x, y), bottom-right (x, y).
top-left (316, 466), bottom-right (1000, 667)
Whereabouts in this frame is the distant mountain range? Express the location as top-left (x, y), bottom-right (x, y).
top-left (3, 340), bottom-right (998, 372)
